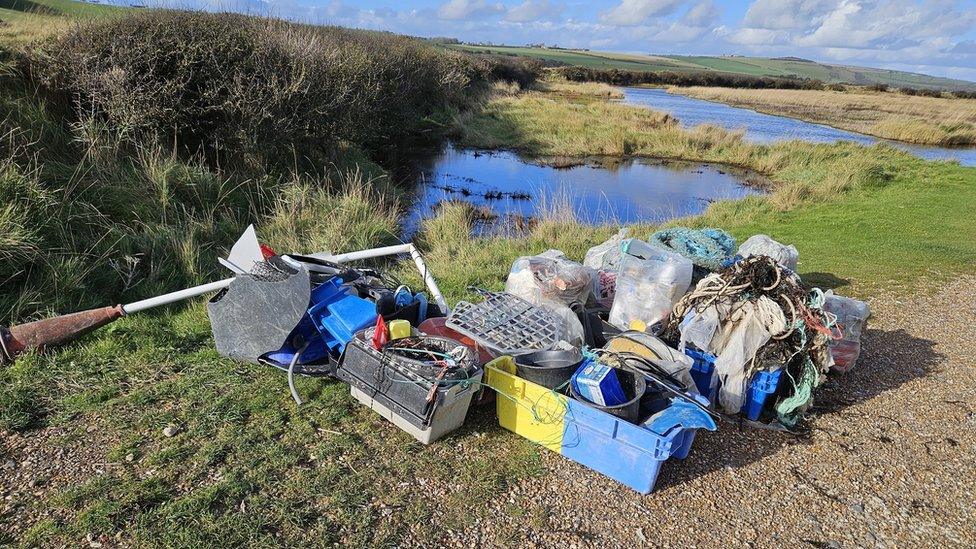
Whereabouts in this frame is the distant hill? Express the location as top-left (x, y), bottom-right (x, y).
top-left (448, 44), bottom-right (976, 92)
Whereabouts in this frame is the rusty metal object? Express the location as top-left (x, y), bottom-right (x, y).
top-left (0, 306), bottom-right (125, 364)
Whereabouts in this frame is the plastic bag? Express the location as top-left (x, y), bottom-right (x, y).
top-left (505, 250), bottom-right (595, 308)
top-left (712, 299), bottom-right (779, 414)
top-left (608, 239), bottom-right (693, 331)
top-left (584, 228), bottom-right (630, 271)
top-left (824, 291), bottom-right (871, 372)
top-left (677, 301), bottom-right (725, 352)
top-left (738, 234), bottom-right (798, 271)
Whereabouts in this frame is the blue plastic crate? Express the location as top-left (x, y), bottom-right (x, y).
top-left (743, 369), bottom-right (783, 421)
top-left (684, 347), bottom-right (717, 400)
top-left (683, 348), bottom-right (783, 421)
top-left (307, 277), bottom-right (377, 356)
top-left (560, 397), bottom-right (715, 494)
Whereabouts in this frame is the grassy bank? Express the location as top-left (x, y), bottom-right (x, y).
top-left (445, 44), bottom-right (976, 91)
top-left (672, 86), bottom-right (976, 146)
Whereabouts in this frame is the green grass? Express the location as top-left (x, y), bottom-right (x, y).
top-left (5, 306), bottom-right (543, 546)
top-left (447, 44), bottom-right (976, 91)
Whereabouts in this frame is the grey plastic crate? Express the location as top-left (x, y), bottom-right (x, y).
top-left (446, 291), bottom-right (565, 355)
top-left (350, 368), bottom-right (483, 444)
top-left (336, 333), bottom-right (481, 444)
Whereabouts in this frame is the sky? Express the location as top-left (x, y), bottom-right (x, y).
top-left (134, 0), bottom-right (976, 82)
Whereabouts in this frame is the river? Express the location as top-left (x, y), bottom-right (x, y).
top-left (620, 87), bottom-right (976, 167)
top-left (403, 146), bottom-right (764, 236)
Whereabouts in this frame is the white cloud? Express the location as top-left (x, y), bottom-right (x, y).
top-left (600, 0), bottom-right (685, 26)
top-left (724, 27), bottom-right (788, 46)
top-left (437, 0), bottom-right (504, 21)
top-left (505, 0), bottom-right (563, 22)
top-left (742, 0), bottom-right (837, 31)
top-left (682, 0), bottom-right (719, 27)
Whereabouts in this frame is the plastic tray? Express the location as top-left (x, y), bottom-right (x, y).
top-left (307, 278), bottom-right (377, 356)
top-left (447, 291), bottom-right (565, 355)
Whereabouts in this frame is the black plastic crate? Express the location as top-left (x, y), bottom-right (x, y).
top-left (336, 333), bottom-right (479, 430)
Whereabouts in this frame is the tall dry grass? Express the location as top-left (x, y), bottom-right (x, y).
top-left (672, 86), bottom-right (976, 146)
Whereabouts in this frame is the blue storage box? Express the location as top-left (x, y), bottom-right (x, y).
top-left (561, 397), bottom-right (715, 494)
top-left (683, 348), bottom-right (783, 421)
top-left (743, 369), bottom-right (783, 421)
top-left (685, 347), bottom-right (717, 401)
top-left (571, 358), bottom-right (627, 406)
top-left (307, 277), bottom-right (377, 356)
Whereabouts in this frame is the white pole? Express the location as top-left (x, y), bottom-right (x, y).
top-left (120, 243), bottom-right (449, 315)
top-left (319, 244), bottom-right (449, 313)
top-left (122, 278), bottom-right (234, 314)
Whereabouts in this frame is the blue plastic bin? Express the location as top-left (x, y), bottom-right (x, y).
top-left (560, 398), bottom-right (713, 494)
top-left (683, 348), bottom-right (784, 421)
top-left (743, 369), bottom-right (783, 421)
top-left (685, 347), bottom-right (717, 400)
top-left (307, 277), bottom-right (377, 356)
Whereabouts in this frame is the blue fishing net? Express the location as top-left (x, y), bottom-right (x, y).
top-left (650, 227), bottom-right (737, 271)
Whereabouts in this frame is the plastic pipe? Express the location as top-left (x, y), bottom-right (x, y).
top-left (323, 244), bottom-right (449, 314)
top-left (121, 243), bottom-right (448, 315)
top-left (122, 278), bottom-right (234, 314)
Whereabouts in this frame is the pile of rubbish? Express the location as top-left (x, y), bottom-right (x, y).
top-left (0, 225), bottom-right (871, 494)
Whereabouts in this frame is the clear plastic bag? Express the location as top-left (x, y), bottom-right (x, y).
top-left (505, 250), bottom-right (595, 308)
top-left (824, 292), bottom-right (871, 373)
top-left (608, 239), bottom-right (693, 330)
top-left (584, 228), bottom-right (630, 271)
top-left (738, 234), bottom-right (798, 271)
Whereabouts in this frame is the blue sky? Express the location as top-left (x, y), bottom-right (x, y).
top-left (134, 0), bottom-right (976, 81)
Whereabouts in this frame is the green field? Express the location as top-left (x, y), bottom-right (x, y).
top-left (448, 44), bottom-right (976, 92)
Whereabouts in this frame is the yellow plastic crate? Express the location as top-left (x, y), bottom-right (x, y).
top-left (484, 356), bottom-right (568, 452)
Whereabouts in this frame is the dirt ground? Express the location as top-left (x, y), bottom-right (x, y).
top-left (3, 277), bottom-right (975, 547)
top-left (440, 276), bottom-right (976, 547)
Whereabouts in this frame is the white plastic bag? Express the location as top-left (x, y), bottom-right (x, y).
top-left (738, 234), bottom-right (798, 271)
top-left (608, 239), bottom-right (693, 331)
top-left (678, 301), bottom-right (725, 352)
top-left (505, 250), bottom-right (595, 308)
top-left (584, 228), bottom-right (630, 271)
top-left (711, 298), bottom-right (784, 414)
top-left (824, 291), bottom-right (871, 373)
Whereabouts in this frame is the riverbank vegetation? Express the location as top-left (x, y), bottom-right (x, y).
top-left (671, 86), bottom-right (976, 147)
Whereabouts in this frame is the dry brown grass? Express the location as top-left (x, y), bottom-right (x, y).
top-left (534, 77), bottom-right (624, 100)
top-left (672, 86), bottom-right (976, 146)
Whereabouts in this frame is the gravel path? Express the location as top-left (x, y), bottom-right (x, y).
top-left (439, 276), bottom-right (976, 547)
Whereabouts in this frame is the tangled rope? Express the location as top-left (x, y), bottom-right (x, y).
top-left (650, 227), bottom-right (737, 272)
top-left (662, 255), bottom-right (838, 425)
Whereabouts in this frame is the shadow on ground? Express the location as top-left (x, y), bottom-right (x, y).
top-left (649, 325), bottom-right (943, 493)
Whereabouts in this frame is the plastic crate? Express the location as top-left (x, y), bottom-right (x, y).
top-left (683, 348), bottom-right (783, 421)
top-left (560, 398), bottom-right (700, 494)
top-left (684, 347), bottom-right (717, 402)
top-left (484, 356), bottom-right (568, 452)
top-left (743, 369), bottom-right (783, 421)
top-left (447, 291), bottom-right (565, 356)
top-left (336, 333), bottom-right (481, 444)
top-left (308, 277), bottom-right (377, 356)
top-left (485, 357), bottom-right (715, 493)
